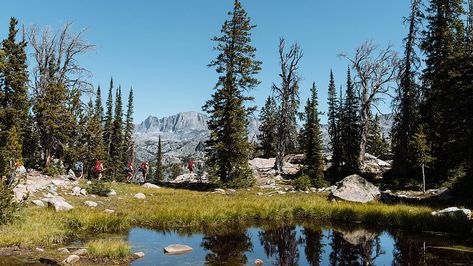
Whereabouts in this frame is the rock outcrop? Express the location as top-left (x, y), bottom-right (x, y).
top-left (164, 244), bottom-right (193, 255)
top-left (432, 207), bottom-right (471, 219)
top-left (41, 197), bottom-right (74, 212)
top-left (330, 175), bottom-right (381, 203)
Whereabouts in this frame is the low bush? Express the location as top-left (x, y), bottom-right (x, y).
top-left (87, 181), bottom-right (111, 196)
top-left (293, 175), bottom-right (312, 191)
top-left (0, 181), bottom-right (21, 225)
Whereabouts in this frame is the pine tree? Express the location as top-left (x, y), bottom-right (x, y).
top-left (0, 17), bottom-right (29, 173)
top-left (154, 136), bottom-right (164, 182)
top-left (421, 0), bottom-right (466, 182)
top-left (258, 96), bottom-right (278, 158)
top-left (366, 114), bottom-right (389, 157)
top-left (124, 88), bottom-right (135, 164)
top-left (202, 0), bottom-right (261, 188)
top-left (103, 78), bottom-right (114, 164)
top-left (392, 0), bottom-right (422, 178)
top-left (409, 124), bottom-right (434, 193)
top-left (110, 86), bottom-right (124, 180)
top-left (327, 70), bottom-right (342, 172)
top-left (339, 68), bottom-right (360, 175)
top-left (301, 82), bottom-right (325, 186)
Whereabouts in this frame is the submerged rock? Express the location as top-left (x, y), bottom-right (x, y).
top-left (254, 259), bottom-right (264, 265)
top-left (134, 251), bottom-right (145, 258)
top-left (164, 244), bottom-right (193, 255)
top-left (330, 174), bottom-right (380, 203)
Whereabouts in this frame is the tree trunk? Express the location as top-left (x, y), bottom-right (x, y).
top-left (422, 163), bottom-right (426, 194)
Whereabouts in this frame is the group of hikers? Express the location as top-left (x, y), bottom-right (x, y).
top-left (69, 159), bottom-right (197, 182)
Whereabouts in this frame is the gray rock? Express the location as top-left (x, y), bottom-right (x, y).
top-left (72, 248), bottom-right (87, 256)
top-left (134, 193), bottom-right (146, 199)
top-left (106, 189), bottom-right (117, 197)
top-left (83, 201), bottom-right (98, 207)
top-left (31, 200), bottom-right (45, 207)
top-left (330, 174), bottom-right (381, 203)
top-left (164, 244), bottom-right (193, 255)
top-left (142, 183), bottom-right (160, 189)
top-left (64, 254), bottom-right (80, 264)
top-left (71, 186), bottom-right (81, 196)
top-left (432, 207), bottom-right (471, 219)
top-left (104, 209), bottom-right (115, 214)
top-left (80, 189), bottom-right (88, 196)
top-left (214, 188), bottom-right (226, 194)
top-left (35, 247), bottom-right (44, 252)
top-left (41, 197), bottom-right (73, 212)
top-left (134, 251), bottom-right (145, 258)
top-left (57, 247), bottom-right (70, 254)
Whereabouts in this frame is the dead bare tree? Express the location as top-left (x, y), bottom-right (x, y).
top-left (272, 38), bottom-right (303, 172)
top-left (28, 22), bottom-right (95, 98)
top-left (339, 41), bottom-right (399, 161)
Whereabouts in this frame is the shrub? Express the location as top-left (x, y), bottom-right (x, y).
top-left (87, 181), bottom-right (111, 196)
top-left (0, 181), bottom-right (21, 225)
top-left (87, 239), bottom-right (130, 259)
top-left (293, 175), bottom-right (312, 191)
top-left (42, 165), bottom-right (63, 177)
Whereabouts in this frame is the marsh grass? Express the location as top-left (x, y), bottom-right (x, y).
top-left (0, 182), bottom-right (471, 248)
top-left (87, 238), bottom-right (130, 259)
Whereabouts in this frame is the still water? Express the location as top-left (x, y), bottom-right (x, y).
top-left (128, 224), bottom-right (473, 266)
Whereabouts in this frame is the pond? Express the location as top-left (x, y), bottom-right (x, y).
top-left (128, 224), bottom-right (473, 266)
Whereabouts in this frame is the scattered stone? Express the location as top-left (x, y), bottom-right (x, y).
top-left (214, 188), bottom-right (226, 195)
top-left (277, 191), bottom-right (286, 195)
top-left (57, 248), bottom-right (70, 254)
top-left (432, 207), bottom-right (471, 219)
top-left (164, 244), bottom-right (193, 255)
top-left (255, 259), bottom-right (264, 265)
top-left (104, 209), bottom-right (115, 214)
top-left (72, 249), bottom-right (87, 256)
top-left (64, 254), bottom-right (80, 264)
top-left (91, 195), bottom-right (96, 198)
top-left (83, 201), bottom-right (98, 207)
top-left (80, 189), bottom-right (88, 196)
top-left (41, 197), bottom-right (74, 212)
top-left (71, 186), bottom-right (81, 196)
top-left (32, 200), bottom-right (45, 207)
top-left (36, 247), bottom-right (44, 252)
top-left (86, 181), bottom-right (92, 185)
top-left (142, 183), bottom-right (160, 189)
top-left (227, 189), bottom-right (236, 193)
top-left (330, 174), bottom-right (381, 203)
top-left (134, 193), bottom-right (146, 199)
top-left (134, 251), bottom-right (145, 258)
top-left (106, 189), bottom-right (117, 197)
top-left (257, 192), bottom-right (264, 196)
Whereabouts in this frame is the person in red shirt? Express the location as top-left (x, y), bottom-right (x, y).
top-left (187, 160), bottom-right (195, 174)
top-left (95, 161), bottom-right (104, 180)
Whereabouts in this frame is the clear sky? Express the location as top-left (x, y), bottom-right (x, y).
top-left (0, 0), bottom-right (410, 123)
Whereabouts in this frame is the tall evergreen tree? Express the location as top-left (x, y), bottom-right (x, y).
top-left (327, 70), bottom-right (342, 172)
top-left (202, 0), bottom-right (261, 188)
top-left (154, 136), bottom-right (164, 182)
top-left (421, 0), bottom-right (466, 182)
top-left (103, 78), bottom-right (114, 163)
top-left (0, 17), bottom-right (29, 173)
top-left (366, 114), bottom-right (389, 157)
top-left (392, 0), bottom-right (422, 178)
top-left (301, 82), bottom-right (325, 186)
top-left (124, 88), bottom-right (135, 164)
top-left (258, 96), bottom-right (278, 158)
top-left (110, 86), bottom-right (124, 180)
top-left (339, 68), bottom-right (360, 175)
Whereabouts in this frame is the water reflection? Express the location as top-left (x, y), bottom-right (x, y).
top-left (258, 225), bottom-right (303, 265)
top-left (201, 228), bottom-right (253, 265)
top-left (302, 227), bottom-right (324, 266)
top-left (329, 229), bottom-right (384, 266)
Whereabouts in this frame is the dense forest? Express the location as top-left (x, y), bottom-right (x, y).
top-left (0, 0), bottom-right (472, 210)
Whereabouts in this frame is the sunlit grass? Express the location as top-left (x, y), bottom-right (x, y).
top-left (0, 182), bottom-right (470, 248)
top-left (87, 238), bottom-right (130, 259)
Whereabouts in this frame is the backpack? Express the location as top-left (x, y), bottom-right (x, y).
top-left (74, 161), bottom-right (83, 171)
top-left (95, 162), bottom-right (103, 172)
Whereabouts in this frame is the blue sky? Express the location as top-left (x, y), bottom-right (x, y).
top-left (0, 0), bottom-right (410, 123)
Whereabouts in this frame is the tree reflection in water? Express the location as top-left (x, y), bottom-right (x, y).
top-left (329, 228), bottom-right (384, 266)
top-left (201, 227), bottom-right (253, 265)
top-left (302, 227), bottom-right (324, 266)
top-left (258, 225), bottom-right (303, 266)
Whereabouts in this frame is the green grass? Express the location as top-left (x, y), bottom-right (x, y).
top-left (87, 238), bottom-right (130, 259)
top-left (0, 182), bottom-right (471, 249)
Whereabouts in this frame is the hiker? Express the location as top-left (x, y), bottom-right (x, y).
top-left (73, 161), bottom-right (84, 179)
top-left (125, 162), bottom-right (134, 182)
top-left (95, 161), bottom-right (104, 180)
top-left (139, 161), bottom-right (149, 182)
top-left (187, 159), bottom-right (195, 174)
